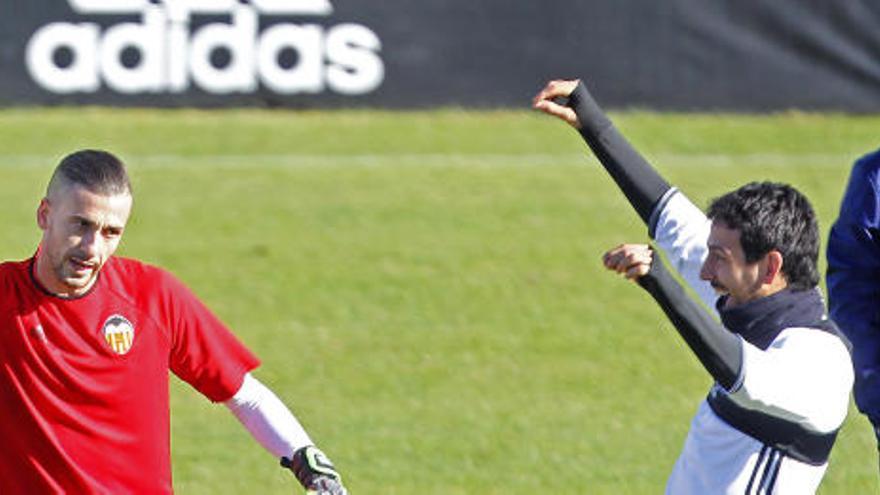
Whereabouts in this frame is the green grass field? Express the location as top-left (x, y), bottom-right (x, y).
top-left (0, 108), bottom-right (878, 493)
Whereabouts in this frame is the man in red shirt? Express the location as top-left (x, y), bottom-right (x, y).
top-left (0, 149), bottom-right (347, 494)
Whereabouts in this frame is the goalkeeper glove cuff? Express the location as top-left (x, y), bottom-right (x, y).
top-left (281, 445), bottom-right (347, 495)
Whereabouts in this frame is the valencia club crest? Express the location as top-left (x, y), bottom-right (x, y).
top-left (102, 315), bottom-right (135, 355)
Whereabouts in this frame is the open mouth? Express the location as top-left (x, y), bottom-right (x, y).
top-left (69, 257), bottom-right (96, 274)
top-left (710, 281), bottom-right (728, 293)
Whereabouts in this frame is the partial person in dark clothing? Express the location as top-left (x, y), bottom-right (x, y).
top-left (827, 149), bottom-right (880, 472)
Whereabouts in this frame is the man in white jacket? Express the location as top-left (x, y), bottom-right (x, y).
top-left (534, 79), bottom-right (853, 494)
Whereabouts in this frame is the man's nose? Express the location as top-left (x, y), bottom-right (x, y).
top-left (699, 260), bottom-right (712, 281)
top-left (79, 230), bottom-right (102, 258)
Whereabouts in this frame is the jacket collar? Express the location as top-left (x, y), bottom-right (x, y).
top-left (717, 288), bottom-right (827, 350)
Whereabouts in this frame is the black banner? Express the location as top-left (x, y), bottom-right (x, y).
top-left (2, 1), bottom-right (880, 111)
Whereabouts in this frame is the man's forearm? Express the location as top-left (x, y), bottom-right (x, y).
top-left (224, 373), bottom-right (313, 458)
top-left (567, 82), bottom-right (673, 234)
top-left (637, 257), bottom-right (743, 389)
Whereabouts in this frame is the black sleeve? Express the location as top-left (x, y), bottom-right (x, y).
top-left (567, 81), bottom-right (673, 235)
top-left (636, 255), bottom-right (743, 390)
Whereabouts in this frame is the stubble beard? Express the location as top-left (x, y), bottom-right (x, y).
top-left (54, 250), bottom-right (100, 293)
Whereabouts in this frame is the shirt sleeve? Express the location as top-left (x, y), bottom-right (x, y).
top-left (566, 82), bottom-right (717, 311)
top-left (652, 191), bottom-right (718, 312)
top-left (567, 81), bottom-right (672, 226)
top-left (637, 256), bottom-right (743, 389)
top-left (159, 271), bottom-right (261, 402)
top-left (729, 329), bottom-right (853, 433)
top-left (224, 373), bottom-right (313, 458)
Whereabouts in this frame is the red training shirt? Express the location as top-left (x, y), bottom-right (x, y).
top-left (0, 256), bottom-right (260, 494)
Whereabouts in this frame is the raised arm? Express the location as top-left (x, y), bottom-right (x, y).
top-left (533, 79), bottom-right (671, 228)
top-left (535, 79), bottom-right (717, 309)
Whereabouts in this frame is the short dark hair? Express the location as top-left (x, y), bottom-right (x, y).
top-left (47, 149), bottom-right (132, 197)
top-left (707, 181), bottom-right (819, 290)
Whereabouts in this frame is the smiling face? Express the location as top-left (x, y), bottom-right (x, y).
top-left (35, 183), bottom-right (132, 297)
top-left (699, 220), bottom-right (786, 308)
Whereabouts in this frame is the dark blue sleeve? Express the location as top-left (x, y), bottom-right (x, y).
top-left (567, 82), bottom-right (673, 234)
top-left (637, 255), bottom-right (742, 390)
top-left (827, 149), bottom-right (880, 418)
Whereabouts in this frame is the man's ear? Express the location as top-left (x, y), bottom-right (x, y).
top-left (36, 198), bottom-right (50, 230)
top-left (762, 250), bottom-right (784, 284)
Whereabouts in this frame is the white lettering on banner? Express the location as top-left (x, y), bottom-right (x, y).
top-left (67, 0), bottom-right (149, 14)
top-left (325, 24), bottom-right (383, 95)
top-left (188, 6), bottom-right (258, 94)
top-left (258, 24), bottom-right (324, 94)
top-left (99, 6), bottom-right (165, 93)
top-left (67, 0), bottom-right (332, 18)
top-left (26, 23), bottom-right (100, 93)
top-left (25, 0), bottom-right (383, 96)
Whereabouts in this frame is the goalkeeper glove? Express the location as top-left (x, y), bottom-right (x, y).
top-left (281, 445), bottom-right (347, 495)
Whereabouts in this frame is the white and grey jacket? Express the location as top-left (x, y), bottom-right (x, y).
top-left (567, 81), bottom-right (853, 494)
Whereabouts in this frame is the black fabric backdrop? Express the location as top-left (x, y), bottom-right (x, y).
top-left (2, 1), bottom-right (880, 111)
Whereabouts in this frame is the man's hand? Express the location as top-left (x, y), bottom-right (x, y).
top-left (532, 79), bottom-right (581, 128)
top-left (603, 244), bottom-right (653, 280)
top-left (304, 477), bottom-right (346, 495)
top-left (282, 446), bottom-right (347, 495)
